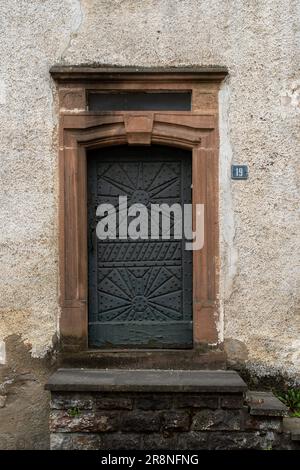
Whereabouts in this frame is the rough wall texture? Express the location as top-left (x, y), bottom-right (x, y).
top-left (0, 0), bottom-right (299, 448)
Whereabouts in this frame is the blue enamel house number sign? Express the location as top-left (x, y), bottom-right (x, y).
top-left (231, 165), bottom-right (249, 180)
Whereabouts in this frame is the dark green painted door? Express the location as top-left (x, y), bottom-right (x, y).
top-left (87, 145), bottom-right (192, 348)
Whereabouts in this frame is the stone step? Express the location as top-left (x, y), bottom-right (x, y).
top-left (59, 349), bottom-right (226, 370)
top-left (246, 391), bottom-right (288, 417)
top-left (45, 368), bottom-right (247, 394)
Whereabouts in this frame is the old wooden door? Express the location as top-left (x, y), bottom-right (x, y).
top-left (87, 145), bottom-right (192, 348)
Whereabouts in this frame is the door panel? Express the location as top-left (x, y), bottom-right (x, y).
top-left (87, 145), bottom-right (192, 348)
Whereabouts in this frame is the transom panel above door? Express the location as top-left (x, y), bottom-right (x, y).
top-left (87, 145), bottom-right (192, 348)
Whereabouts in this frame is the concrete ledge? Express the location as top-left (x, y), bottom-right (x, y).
top-left (45, 369), bottom-right (247, 393)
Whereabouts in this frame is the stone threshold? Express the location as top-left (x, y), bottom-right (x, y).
top-left (58, 349), bottom-right (226, 370)
top-left (45, 369), bottom-right (247, 393)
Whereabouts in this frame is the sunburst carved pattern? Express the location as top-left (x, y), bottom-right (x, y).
top-left (97, 159), bottom-right (181, 201)
top-left (95, 159), bottom-right (182, 237)
top-left (97, 266), bottom-right (182, 322)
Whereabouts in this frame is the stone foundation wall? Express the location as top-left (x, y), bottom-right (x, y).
top-left (49, 391), bottom-right (299, 450)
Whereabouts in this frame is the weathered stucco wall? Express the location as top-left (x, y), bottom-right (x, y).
top-left (0, 0), bottom-right (299, 448)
